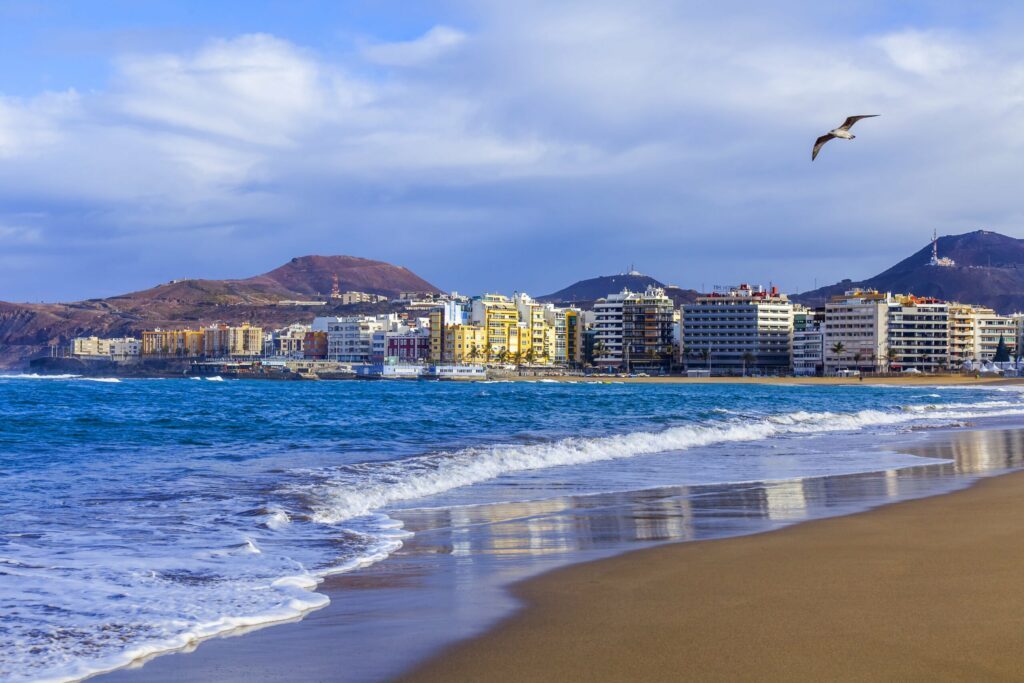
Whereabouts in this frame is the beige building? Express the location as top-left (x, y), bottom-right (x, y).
top-left (823, 290), bottom-right (892, 374)
top-left (203, 323), bottom-right (264, 357)
top-left (141, 329), bottom-right (205, 356)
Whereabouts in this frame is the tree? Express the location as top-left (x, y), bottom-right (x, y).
top-left (593, 340), bottom-right (607, 365)
top-left (496, 349), bottom-right (509, 364)
top-left (512, 349), bottom-right (524, 372)
top-left (483, 342), bottom-right (494, 363)
top-left (994, 334), bottom-right (1011, 363)
top-left (741, 351), bottom-right (756, 377)
top-left (831, 341), bottom-right (846, 356)
top-left (524, 347), bottom-right (537, 365)
top-left (886, 347), bottom-right (898, 371)
top-left (467, 344), bottom-right (481, 364)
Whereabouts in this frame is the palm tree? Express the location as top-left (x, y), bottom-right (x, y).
top-left (467, 344), bottom-right (481, 364)
top-left (592, 340), bottom-right (607, 365)
top-left (853, 352), bottom-right (863, 371)
top-left (886, 348), bottom-right (898, 372)
top-left (831, 341), bottom-right (846, 356)
top-left (699, 348), bottom-right (711, 369)
top-left (524, 347), bottom-right (537, 365)
top-left (496, 349), bottom-right (509, 364)
top-left (741, 351), bottom-right (756, 377)
top-left (483, 342), bottom-right (494, 363)
top-left (512, 350), bottom-right (524, 372)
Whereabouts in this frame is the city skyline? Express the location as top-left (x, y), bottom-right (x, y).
top-left (4, 2), bottom-right (1024, 301)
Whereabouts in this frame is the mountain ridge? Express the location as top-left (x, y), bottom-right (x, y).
top-left (793, 230), bottom-right (1024, 313)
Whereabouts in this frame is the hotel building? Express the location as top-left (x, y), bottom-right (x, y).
top-left (682, 284), bottom-right (793, 375)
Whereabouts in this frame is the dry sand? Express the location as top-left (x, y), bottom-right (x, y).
top-left (402, 470), bottom-right (1024, 682)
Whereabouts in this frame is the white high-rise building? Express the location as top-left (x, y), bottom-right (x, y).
top-left (887, 296), bottom-right (949, 372)
top-left (682, 284), bottom-right (793, 375)
top-left (326, 314), bottom-right (400, 362)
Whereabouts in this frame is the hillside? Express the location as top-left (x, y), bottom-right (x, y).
top-left (246, 255), bottom-right (441, 298)
top-left (539, 271), bottom-right (698, 308)
top-left (794, 230), bottom-right (1024, 313)
top-left (0, 255), bottom-right (442, 368)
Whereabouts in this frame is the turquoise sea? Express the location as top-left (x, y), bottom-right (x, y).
top-left (3, 375), bottom-right (1024, 681)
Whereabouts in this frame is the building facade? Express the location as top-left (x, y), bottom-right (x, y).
top-left (682, 284), bottom-right (793, 375)
top-left (823, 290), bottom-right (892, 374)
top-left (887, 296), bottom-right (949, 372)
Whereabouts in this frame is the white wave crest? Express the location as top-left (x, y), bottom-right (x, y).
top-left (306, 400), bottom-right (1024, 524)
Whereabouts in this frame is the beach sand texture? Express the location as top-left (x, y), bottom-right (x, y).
top-left (403, 470), bottom-right (1024, 682)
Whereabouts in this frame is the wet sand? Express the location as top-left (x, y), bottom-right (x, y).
top-left (403, 468), bottom-right (1024, 682)
top-left (502, 373), bottom-right (1024, 386)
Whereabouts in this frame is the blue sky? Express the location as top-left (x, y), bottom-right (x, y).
top-left (1, 1), bottom-right (1023, 301)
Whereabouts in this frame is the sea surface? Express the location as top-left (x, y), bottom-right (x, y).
top-left (3, 375), bottom-right (1024, 682)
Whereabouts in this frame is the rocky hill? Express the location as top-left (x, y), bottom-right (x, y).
top-left (0, 256), bottom-right (442, 369)
top-left (793, 230), bottom-right (1024, 313)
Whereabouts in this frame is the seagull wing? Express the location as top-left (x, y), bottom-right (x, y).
top-left (812, 133), bottom-right (834, 161)
top-left (839, 114), bottom-right (879, 131)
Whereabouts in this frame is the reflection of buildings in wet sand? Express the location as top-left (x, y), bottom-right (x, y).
top-left (397, 490), bottom-right (699, 559)
top-left (762, 479), bottom-right (809, 521)
top-left (905, 428), bottom-right (1024, 474)
top-left (395, 429), bottom-right (1024, 564)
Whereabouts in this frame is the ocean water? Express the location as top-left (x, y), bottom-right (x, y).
top-left (3, 376), bottom-right (1024, 682)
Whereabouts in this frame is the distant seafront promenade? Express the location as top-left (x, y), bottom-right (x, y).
top-left (6, 375), bottom-right (1024, 681)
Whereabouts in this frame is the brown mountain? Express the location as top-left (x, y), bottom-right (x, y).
top-left (246, 255), bottom-right (441, 298)
top-left (0, 255), bottom-right (442, 369)
top-left (793, 230), bottom-right (1024, 313)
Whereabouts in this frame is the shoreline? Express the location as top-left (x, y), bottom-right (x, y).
top-left (401, 465), bottom-right (1024, 682)
top-left (93, 420), bottom-right (1024, 683)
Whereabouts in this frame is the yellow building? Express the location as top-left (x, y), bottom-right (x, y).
top-left (472, 294), bottom-right (522, 360)
top-left (203, 323), bottom-right (264, 357)
top-left (141, 329), bottom-right (205, 356)
top-left (442, 325), bottom-right (488, 364)
top-left (514, 293), bottom-right (553, 362)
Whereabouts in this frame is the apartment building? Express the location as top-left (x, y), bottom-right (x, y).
top-left (823, 290), bottom-right (892, 374)
top-left (141, 329), bottom-right (205, 357)
top-left (622, 286), bottom-right (675, 372)
top-left (972, 307), bottom-right (1018, 361)
top-left (203, 323), bottom-right (264, 357)
top-left (887, 296), bottom-right (949, 372)
top-left (792, 323), bottom-right (824, 376)
top-left (592, 290), bottom-right (628, 369)
top-left (471, 294), bottom-right (523, 358)
top-left (326, 315), bottom-right (398, 363)
top-left (72, 336), bottom-right (141, 360)
top-left (263, 323), bottom-right (311, 358)
top-left (682, 284), bottom-right (793, 375)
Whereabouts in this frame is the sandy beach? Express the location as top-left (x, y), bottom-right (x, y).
top-left (403, 467), bottom-right (1024, 682)
top-left (501, 373), bottom-right (1024, 386)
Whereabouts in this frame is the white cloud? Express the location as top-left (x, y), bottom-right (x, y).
top-left (361, 25), bottom-right (466, 67)
top-left (874, 30), bottom-right (966, 77)
top-left (3, 2), bottom-right (1024, 300)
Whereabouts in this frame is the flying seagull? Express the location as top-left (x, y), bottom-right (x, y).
top-left (812, 115), bottom-right (879, 161)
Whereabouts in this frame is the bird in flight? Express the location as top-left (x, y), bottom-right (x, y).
top-left (812, 115), bottom-right (879, 161)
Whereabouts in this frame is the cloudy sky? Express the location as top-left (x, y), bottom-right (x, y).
top-left (2, 1), bottom-right (1023, 301)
